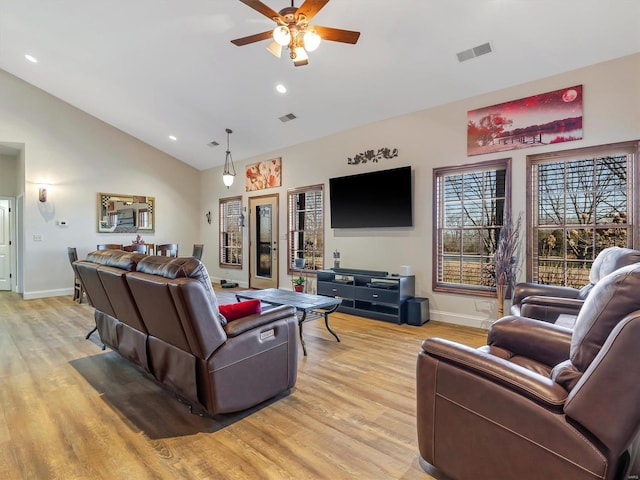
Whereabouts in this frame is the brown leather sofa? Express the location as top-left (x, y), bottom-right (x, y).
top-left (510, 246), bottom-right (640, 324)
top-left (75, 249), bottom-right (298, 415)
top-left (417, 262), bottom-right (640, 480)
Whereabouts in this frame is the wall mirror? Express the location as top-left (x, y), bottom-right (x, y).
top-left (97, 192), bottom-right (155, 233)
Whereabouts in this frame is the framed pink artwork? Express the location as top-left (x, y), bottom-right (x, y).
top-left (245, 157), bottom-right (282, 191)
top-left (467, 85), bottom-right (583, 156)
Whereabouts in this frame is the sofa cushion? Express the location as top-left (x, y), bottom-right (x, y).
top-left (219, 299), bottom-right (262, 322)
top-left (86, 250), bottom-right (146, 270)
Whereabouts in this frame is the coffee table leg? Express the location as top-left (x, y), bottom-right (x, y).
top-left (298, 311), bottom-right (308, 356)
top-left (323, 305), bottom-right (341, 342)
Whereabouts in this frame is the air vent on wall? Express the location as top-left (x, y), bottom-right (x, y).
top-left (457, 42), bottom-right (493, 62)
top-left (208, 140), bottom-right (220, 147)
top-left (279, 113), bottom-right (297, 123)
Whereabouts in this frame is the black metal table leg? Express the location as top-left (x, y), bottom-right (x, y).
top-left (85, 325), bottom-right (97, 339)
top-left (298, 311), bottom-right (308, 356)
top-left (322, 304), bottom-right (341, 342)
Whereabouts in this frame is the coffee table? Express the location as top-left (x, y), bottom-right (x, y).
top-left (235, 288), bottom-right (342, 356)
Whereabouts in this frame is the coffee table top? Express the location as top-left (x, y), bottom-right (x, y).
top-left (235, 288), bottom-right (341, 312)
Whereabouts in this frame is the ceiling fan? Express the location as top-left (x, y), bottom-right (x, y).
top-left (230, 0), bottom-right (361, 67)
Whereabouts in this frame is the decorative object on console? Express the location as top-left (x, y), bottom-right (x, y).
top-left (347, 147), bottom-right (398, 165)
top-left (467, 85), bottom-right (583, 156)
top-left (222, 128), bottom-right (236, 188)
top-left (333, 250), bottom-right (340, 269)
top-left (292, 275), bottom-right (305, 292)
top-left (230, 0), bottom-right (361, 67)
top-left (494, 212), bottom-right (522, 318)
top-left (245, 157), bottom-right (282, 191)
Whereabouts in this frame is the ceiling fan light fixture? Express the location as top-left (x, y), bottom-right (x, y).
top-left (266, 41), bottom-right (282, 58)
top-left (273, 25), bottom-right (291, 46)
top-left (303, 30), bottom-right (321, 52)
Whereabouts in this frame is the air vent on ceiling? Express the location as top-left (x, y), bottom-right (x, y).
top-left (457, 42), bottom-right (493, 63)
top-left (208, 141), bottom-right (220, 147)
top-left (279, 113), bottom-right (297, 123)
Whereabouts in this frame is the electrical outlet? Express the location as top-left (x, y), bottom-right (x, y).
top-left (33, 234), bottom-right (42, 242)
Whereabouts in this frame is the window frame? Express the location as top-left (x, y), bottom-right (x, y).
top-left (433, 158), bottom-right (512, 297)
top-left (219, 195), bottom-right (243, 269)
top-left (526, 140), bottom-right (640, 285)
top-left (287, 184), bottom-right (324, 275)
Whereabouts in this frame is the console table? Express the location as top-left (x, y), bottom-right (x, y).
top-left (317, 268), bottom-right (415, 324)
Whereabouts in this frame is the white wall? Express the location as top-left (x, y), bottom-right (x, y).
top-left (201, 53), bottom-right (640, 328)
top-left (0, 69), bottom-right (203, 299)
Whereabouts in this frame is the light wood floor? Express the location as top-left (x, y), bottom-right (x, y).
top-left (0, 289), bottom-right (487, 480)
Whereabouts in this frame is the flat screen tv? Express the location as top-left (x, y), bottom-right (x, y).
top-left (329, 166), bottom-right (413, 228)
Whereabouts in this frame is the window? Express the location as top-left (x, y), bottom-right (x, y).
top-left (434, 159), bottom-right (511, 296)
top-left (287, 185), bottom-right (324, 274)
top-left (528, 141), bottom-right (638, 287)
top-left (219, 196), bottom-right (243, 268)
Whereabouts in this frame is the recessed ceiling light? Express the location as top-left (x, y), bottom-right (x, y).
top-left (276, 84), bottom-right (287, 94)
top-left (169, 135), bottom-right (177, 141)
top-left (25, 54), bottom-right (38, 63)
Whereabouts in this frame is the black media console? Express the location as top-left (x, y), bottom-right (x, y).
top-left (317, 269), bottom-right (415, 324)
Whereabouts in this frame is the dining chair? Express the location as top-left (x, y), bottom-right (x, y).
top-left (66, 247), bottom-right (85, 303)
top-left (192, 243), bottom-right (204, 260)
top-left (145, 243), bottom-right (155, 255)
top-left (123, 244), bottom-right (148, 254)
top-left (97, 243), bottom-right (123, 250)
top-left (156, 243), bottom-right (179, 257)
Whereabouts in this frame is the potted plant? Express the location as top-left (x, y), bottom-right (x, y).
top-left (292, 276), bottom-right (305, 292)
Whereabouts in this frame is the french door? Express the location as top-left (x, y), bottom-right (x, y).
top-left (248, 194), bottom-right (279, 289)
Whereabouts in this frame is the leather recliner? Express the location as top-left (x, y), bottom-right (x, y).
top-left (510, 246), bottom-right (640, 324)
top-left (76, 250), bottom-right (298, 415)
top-left (417, 262), bottom-right (640, 480)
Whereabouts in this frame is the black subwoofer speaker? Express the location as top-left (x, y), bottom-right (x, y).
top-left (406, 297), bottom-right (430, 325)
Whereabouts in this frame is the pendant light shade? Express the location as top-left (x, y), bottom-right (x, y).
top-left (222, 128), bottom-right (236, 188)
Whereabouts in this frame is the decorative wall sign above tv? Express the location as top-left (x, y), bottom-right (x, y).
top-left (245, 157), bottom-right (282, 191)
top-left (347, 147), bottom-right (398, 165)
top-left (97, 193), bottom-right (155, 233)
top-left (467, 85), bottom-right (583, 156)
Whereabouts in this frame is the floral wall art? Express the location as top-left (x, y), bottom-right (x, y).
top-left (467, 85), bottom-right (583, 156)
top-left (245, 157), bottom-right (282, 191)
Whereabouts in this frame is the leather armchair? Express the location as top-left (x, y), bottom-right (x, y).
top-left (511, 246), bottom-right (640, 324)
top-left (417, 262), bottom-right (640, 480)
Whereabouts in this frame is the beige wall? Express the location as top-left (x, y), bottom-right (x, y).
top-left (0, 69), bottom-right (202, 299)
top-left (201, 53), bottom-right (640, 328)
top-left (0, 154), bottom-right (18, 195)
top-left (1, 53), bottom-right (638, 323)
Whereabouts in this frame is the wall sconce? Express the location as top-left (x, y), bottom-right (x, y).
top-left (205, 211), bottom-right (211, 224)
top-left (38, 186), bottom-right (47, 203)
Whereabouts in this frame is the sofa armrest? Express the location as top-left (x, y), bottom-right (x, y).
top-left (512, 282), bottom-right (580, 306)
top-left (487, 316), bottom-right (573, 366)
top-left (421, 337), bottom-right (568, 410)
top-left (224, 304), bottom-right (297, 338)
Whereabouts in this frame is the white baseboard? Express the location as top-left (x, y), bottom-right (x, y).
top-left (23, 288), bottom-right (72, 300)
top-left (430, 309), bottom-right (492, 330)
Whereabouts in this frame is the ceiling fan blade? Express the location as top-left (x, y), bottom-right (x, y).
top-left (296, 0), bottom-right (329, 22)
top-left (231, 30), bottom-right (274, 46)
top-left (313, 25), bottom-right (360, 44)
top-left (238, 0), bottom-right (284, 22)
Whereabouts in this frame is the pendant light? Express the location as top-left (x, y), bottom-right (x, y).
top-left (222, 128), bottom-right (236, 188)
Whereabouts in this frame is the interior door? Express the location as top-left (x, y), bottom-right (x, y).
top-left (0, 198), bottom-right (12, 291)
top-left (249, 194), bottom-right (279, 289)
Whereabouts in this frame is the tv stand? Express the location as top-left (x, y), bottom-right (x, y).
top-left (317, 269), bottom-right (415, 324)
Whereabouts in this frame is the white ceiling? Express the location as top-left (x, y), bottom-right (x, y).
top-left (1, 0), bottom-right (639, 171)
